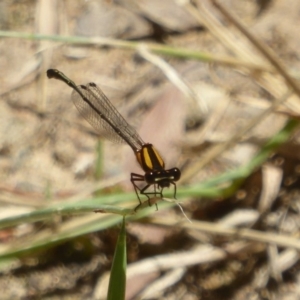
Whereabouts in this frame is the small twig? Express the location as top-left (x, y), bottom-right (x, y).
top-left (162, 197), bottom-right (192, 223)
top-left (151, 217), bottom-right (300, 250)
top-left (138, 45), bottom-right (208, 115)
top-left (179, 0), bottom-right (260, 63)
top-left (211, 0), bottom-right (300, 99)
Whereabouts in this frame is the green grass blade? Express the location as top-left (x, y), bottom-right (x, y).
top-left (179, 118), bottom-right (300, 198)
top-left (0, 214), bottom-right (121, 260)
top-left (107, 216), bottom-right (127, 300)
top-left (94, 140), bottom-right (104, 180)
top-left (0, 193), bottom-right (136, 230)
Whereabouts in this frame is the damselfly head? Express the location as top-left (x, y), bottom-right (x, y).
top-left (144, 168), bottom-right (181, 186)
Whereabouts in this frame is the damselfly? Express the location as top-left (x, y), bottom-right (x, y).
top-left (47, 69), bottom-right (181, 209)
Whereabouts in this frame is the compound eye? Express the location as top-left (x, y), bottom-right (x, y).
top-left (172, 168), bottom-right (181, 181)
top-left (145, 172), bottom-right (156, 184)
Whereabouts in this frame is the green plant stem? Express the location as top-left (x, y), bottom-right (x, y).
top-left (107, 216), bottom-right (127, 300)
top-left (0, 30), bottom-right (271, 72)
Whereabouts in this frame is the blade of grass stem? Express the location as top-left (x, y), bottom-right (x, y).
top-left (179, 118), bottom-right (300, 197)
top-left (0, 214), bottom-right (121, 259)
top-left (107, 216), bottom-right (127, 300)
top-left (95, 140), bottom-right (104, 181)
top-left (0, 30), bottom-right (271, 72)
top-left (0, 193), bottom-right (136, 230)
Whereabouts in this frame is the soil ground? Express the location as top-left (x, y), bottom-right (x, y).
top-left (0, 0), bottom-right (300, 299)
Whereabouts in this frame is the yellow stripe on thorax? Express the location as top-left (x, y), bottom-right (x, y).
top-left (136, 144), bottom-right (165, 172)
